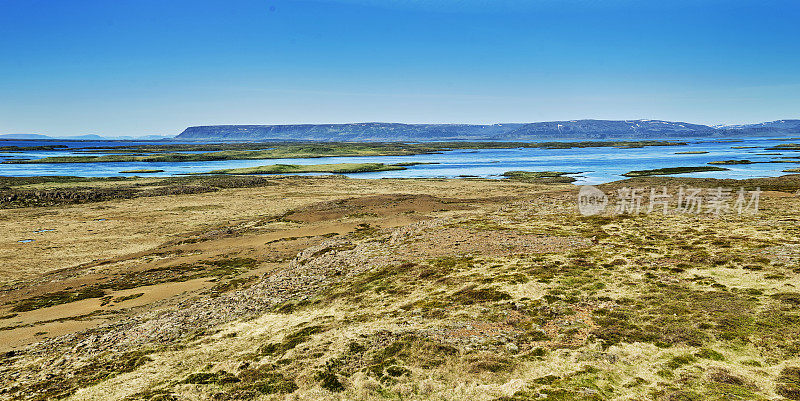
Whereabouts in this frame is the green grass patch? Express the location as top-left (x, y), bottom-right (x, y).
top-left (502, 171), bottom-right (578, 183)
top-left (202, 162), bottom-right (408, 175)
top-left (257, 325), bottom-right (326, 358)
top-left (777, 366), bottom-right (800, 400)
top-left (9, 258), bottom-right (258, 312)
top-left (622, 166), bottom-right (728, 177)
top-left (11, 287), bottom-right (107, 312)
top-left (452, 285), bottom-right (512, 305)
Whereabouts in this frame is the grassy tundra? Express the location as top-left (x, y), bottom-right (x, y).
top-left (1, 174), bottom-right (799, 400)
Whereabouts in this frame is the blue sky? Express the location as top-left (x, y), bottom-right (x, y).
top-left (1, 0), bottom-right (799, 137)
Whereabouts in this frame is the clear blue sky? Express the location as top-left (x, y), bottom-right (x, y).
top-left (1, 0), bottom-right (799, 137)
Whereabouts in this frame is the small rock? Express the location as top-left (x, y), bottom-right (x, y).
top-left (505, 343), bottom-right (520, 353)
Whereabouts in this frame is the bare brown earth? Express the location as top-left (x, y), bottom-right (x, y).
top-left (1, 175), bottom-right (800, 400)
top-left (0, 177), bottom-right (542, 352)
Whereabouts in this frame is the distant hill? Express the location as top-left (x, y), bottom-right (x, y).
top-left (61, 134), bottom-right (106, 140)
top-left (112, 135), bottom-right (177, 140)
top-left (0, 133), bottom-right (53, 140)
top-left (55, 134), bottom-right (172, 140)
top-left (716, 120), bottom-right (800, 137)
top-left (498, 120), bottom-right (716, 140)
top-left (0, 133), bottom-right (173, 141)
top-left (177, 123), bottom-right (525, 141)
top-left (176, 119), bottom-right (800, 141)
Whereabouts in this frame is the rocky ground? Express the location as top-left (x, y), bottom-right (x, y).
top-left (1, 175), bottom-right (800, 400)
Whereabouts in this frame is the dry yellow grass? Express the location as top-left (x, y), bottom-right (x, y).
top-left (1, 175), bottom-right (800, 401)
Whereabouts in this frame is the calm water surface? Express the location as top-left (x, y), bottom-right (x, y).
top-left (1, 138), bottom-right (798, 185)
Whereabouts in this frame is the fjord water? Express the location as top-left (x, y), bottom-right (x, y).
top-left (0, 138), bottom-right (797, 185)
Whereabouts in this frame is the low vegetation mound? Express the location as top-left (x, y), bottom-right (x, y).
top-left (202, 162), bottom-right (407, 175)
top-left (622, 166), bottom-right (728, 177)
top-left (502, 171), bottom-right (578, 183)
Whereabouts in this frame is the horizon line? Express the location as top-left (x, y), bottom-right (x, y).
top-left (3, 117), bottom-right (798, 139)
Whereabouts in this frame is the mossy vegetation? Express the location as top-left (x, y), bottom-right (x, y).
top-left (11, 287), bottom-right (107, 312)
top-left (0, 144), bottom-right (68, 151)
top-left (6, 174), bottom-right (800, 400)
top-left (452, 285), bottom-right (512, 304)
top-left (11, 350), bottom-right (155, 400)
top-left (256, 325), bottom-right (326, 358)
top-left (502, 171), bottom-right (578, 183)
top-left (777, 367), bottom-right (800, 400)
top-left (622, 166), bottom-right (728, 177)
top-left (8, 258), bottom-right (259, 312)
top-left (0, 175), bottom-right (283, 208)
top-left (119, 169), bottom-right (165, 174)
top-left (201, 162), bottom-right (408, 175)
top-left (179, 365), bottom-right (298, 396)
top-left (767, 143), bottom-right (800, 151)
top-left (708, 159), bottom-right (755, 164)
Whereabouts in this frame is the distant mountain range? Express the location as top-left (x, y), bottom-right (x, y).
top-left (0, 134), bottom-right (172, 141)
top-left (4, 119), bottom-right (799, 142)
top-left (176, 119), bottom-right (800, 141)
top-left (0, 133), bottom-right (54, 140)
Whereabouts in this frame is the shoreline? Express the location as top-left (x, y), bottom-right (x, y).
top-left (1, 173), bottom-right (799, 400)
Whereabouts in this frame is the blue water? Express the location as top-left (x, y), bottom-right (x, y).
top-left (1, 138), bottom-right (798, 185)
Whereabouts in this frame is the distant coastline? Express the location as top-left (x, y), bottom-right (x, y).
top-left (3, 118), bottom-right (798, 142)
top-left (175, 119), bottom-right (800, 142)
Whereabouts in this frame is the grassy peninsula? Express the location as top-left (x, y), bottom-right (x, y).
top-left (202, 163), bottom-right (409, 175)
top-left (119, 169), bottom-right (165, 174)
top-left (4, 141), bottom-right (686, 164)
top-left (622, 166), bottom-right (728, 177)
top-left (502, 170), bottom-right (578, 183)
